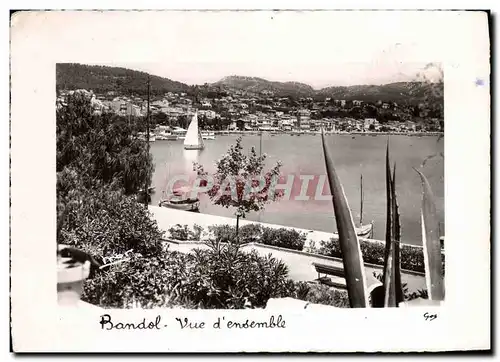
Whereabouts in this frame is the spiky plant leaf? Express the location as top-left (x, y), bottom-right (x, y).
top-left (320, 130), bottom-right (368, 308)
top-left (414, 168), bottom-right (445, 301)
top-left (392, 163), bottom-right (404, 304)
top-left (383, 143), bottom-right (396, 307)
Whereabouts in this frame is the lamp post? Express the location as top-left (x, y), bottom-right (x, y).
top-left (235, 209), bottom-right (243, 243)
top-left (144, 75), bottom-right (151, 207)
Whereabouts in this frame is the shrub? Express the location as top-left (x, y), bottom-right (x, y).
top-left (84, 245), bottom-right (297, 309)
top-left (168, 224), bottom-right (190, 241)
top-left (191, 224), bottom-right (204, 241)
top-left (58, 185), bottom-right (164, 259)
top-left (316, 237), bottom-right (445, 274)
top-left (208, 223), bottom-right (262, 245)
top-left (189, 249), bottom-right (296, 309)
top-left (208, 224), bottom-right (236, 244)
top-left (168, 224), bottom-right (205, 241)
top-left (260, 227), bottom-right (307, 251)
top-left (290, 282), bottom-right (349, 308)
top-left (83, 252), bottom-right (194, 308)
top-left (303, 240), bottom-right (318, 254)
top-left (238, 223), bottom-right (263, 243)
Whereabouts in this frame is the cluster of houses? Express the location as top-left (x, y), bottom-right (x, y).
top-left (56, 88), bottom-right (443, 134)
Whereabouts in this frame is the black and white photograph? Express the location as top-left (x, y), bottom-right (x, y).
top-left (11, 9), bottom-right (490, 352)
top-left (56, 59), bottom-right (445, 310)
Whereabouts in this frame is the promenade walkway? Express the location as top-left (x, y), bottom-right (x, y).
top-left (149, 206), bottom-right (427, 293)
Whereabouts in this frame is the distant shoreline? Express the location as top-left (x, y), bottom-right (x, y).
top-left (210, 130), bottom-right (444, 137)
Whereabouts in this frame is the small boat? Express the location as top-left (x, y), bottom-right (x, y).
top-left (201, 132), bottom-right (216, 140)
top-left (184, 113), bottom-right (205, 150)
top-left (355, 222), bottom-right (374, 238)
top-left (138, 186), bottom-right (156, 194)
top-left (158, 188), bottom-right (200, 212)
top-left (157, 132), bottom-right (178, 141)
top-left (137, 133), bottom-right (156, 142)
top-left (357, 174), bottom-right (374, 238)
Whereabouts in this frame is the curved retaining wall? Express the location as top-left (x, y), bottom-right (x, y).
top-left (150, 206), bottom-right (424, 249)
top-left (152, 207), bottom-right (427, 293)
top-left (162, 239), bottom-right (427, 293)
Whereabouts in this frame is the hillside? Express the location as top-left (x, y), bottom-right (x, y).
top-left (214, 76), bottom-right (316, 98)
top-left (317, 82), bottom-right (443, 104)
top-left (213, 75), bottom-right (442, 105)
top-left (56, 64), bottom-right (443, 106)
top-left (56, 63), bottom-right (191, 96)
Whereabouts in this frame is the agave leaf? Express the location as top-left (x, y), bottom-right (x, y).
top-left (414, 168), bottom-right (445, 301)
top-left (321, 130), bottom-right (368, 308)
top-left (392, 163), bottom-right (404, 304)
top-left (383, 143), bottom-right (396, 307)
top-left (384, 142), bottom-right (392, 264)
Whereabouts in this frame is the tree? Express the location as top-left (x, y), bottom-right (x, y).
top-left (177, 114), bottom-right (189, 129)
top-left (194, 137), bottom-right (283, 240)
top-left (236, 119), bottom-right (245, 131)
top-left (57, 89), bottom-right (162, 260)
top-left (57, 90), bottom-right (154, 195)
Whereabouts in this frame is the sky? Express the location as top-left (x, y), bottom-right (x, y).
top-left (55, 10), bottom-right (448, 88)
top-left (107, 61), bottom-right (436, 89)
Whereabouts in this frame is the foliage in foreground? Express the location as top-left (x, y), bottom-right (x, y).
top-left (293, 282), bottom-right (350, 308)
top-left (83, 246), bottom-right (349, 309)
top-left (58, 169), bottom-right (164, 259)
top-left (83, 247), bottom-right (295, 309)
top-left (57, 89), bottom-right (163, 262)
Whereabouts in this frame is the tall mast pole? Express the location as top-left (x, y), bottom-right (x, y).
top-left (144, 75), bottom-right (151, 207)
top-left (259, 131), bottom-right (262, 157)
top-left (360, 174), bottom-right (363, 225)
top-left (128, 102), bottom-right (131, 127)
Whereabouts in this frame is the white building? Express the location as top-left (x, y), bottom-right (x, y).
top-left (364, 118), bottom-right (378, 130)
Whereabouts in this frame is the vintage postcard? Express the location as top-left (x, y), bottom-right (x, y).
top-left (10, 9), bottom-right (490, 352)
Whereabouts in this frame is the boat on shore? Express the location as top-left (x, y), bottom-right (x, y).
top-left (158, 187), bottom-right (200, 212)
top-left (184, 113), bottom-right (205, 150)
top-left (355, 222), bottom-right (374, 238)
top-left (357, 174), bottom-right (374, 238)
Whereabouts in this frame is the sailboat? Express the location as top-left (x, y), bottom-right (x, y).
top-left (356, 174), bottom-right (374, 239)
top-left (183, 113), bottom-right (205, 150)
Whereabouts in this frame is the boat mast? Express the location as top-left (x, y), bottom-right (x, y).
top-left (360, 174), bottom-right (363, 225)
top-left (144, 75), bottom-right (151, 207)
top-left (259, 131), bottom-right (262, 156)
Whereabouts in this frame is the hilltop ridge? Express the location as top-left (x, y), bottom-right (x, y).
top-left (56, 63), bottom-right (442, 105)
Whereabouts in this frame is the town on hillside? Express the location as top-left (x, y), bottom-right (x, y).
top-left (56, 69), bottom-right (444, 136)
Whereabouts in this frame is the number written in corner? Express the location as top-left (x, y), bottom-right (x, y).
top-left (423, 312), bottom-right (438, 321)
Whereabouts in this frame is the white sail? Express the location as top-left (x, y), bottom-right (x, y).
top-left (183, 113), bottom-right (205, 150)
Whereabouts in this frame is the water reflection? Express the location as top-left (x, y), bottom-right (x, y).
top-left (183, 149), bottom-right (200, 175)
